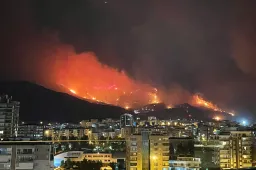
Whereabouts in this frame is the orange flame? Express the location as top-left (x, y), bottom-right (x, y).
top-left (192, 94), bottom-right (235, 116)
top-left (55, 52), bottom-right (233, 115)
top-left (56, 53), bottom-right (159, 108)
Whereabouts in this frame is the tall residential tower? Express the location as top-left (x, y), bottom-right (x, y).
top-left (0, 95), bottom-right (20, 138)
top-left (126, 131), bottom-right (169, 170)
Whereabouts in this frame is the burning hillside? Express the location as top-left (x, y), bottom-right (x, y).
top-left (55, 52), bottom-right (234, 116)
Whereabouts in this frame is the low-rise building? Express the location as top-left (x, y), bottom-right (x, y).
top-left (54, 151), bottom-right (117, 167)
top-left (44, 127), bottom-right (85, 140)
top-left (18, 123), bottom-right (44, 140)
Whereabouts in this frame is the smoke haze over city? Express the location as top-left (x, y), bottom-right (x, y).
top-left (1, 0), bottom-right (256, 118)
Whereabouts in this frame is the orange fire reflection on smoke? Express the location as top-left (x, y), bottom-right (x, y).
top-left (55, 52), bottom-right (233, 115)
top-left (56, 53), bottom-right (160, 108)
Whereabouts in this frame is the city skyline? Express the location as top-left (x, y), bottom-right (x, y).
top-left (2, 1), bottom-right (256, 169)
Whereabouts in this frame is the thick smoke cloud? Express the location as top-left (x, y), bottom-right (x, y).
top-left (230, 1), bottom-right (256, 76)
top-left (1, 0), bottom-right (256, 117)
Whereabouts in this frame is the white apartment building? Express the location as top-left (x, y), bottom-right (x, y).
top-left (0, 143), bottom-right (53, 170)
top-left (54, 151), bottom-right (117, 167)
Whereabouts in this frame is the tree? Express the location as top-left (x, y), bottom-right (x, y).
top-left (78, 159), bottom-right (103, 170)
top-left (110, 137), bottom-right (126, 152)
top-left (109, 162), bottom-right (117, 170)
top-left (43, 136), bottom-right (52, 141)
top-left (60, 160), bottom-right (65, 168)
top-left (99, 136), bottom-right (107, 146)
top-left (65, 158), bottom-right (73, 169)
top-left (80, 135), bottom-right (90, 149)
top-left (60, 136), bottom-right (67, 140)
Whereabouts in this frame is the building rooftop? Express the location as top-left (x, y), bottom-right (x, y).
top-left (0, 142), bottom-right (52, 145)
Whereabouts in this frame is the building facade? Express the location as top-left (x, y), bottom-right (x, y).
top-left (120, 114), bottom-right (133, 128)
top-left (44, 127), bottom-right (85, 140)
top-left (169, 157), bottom-right (201, 169)
top-left (0, 143), bottom-right (53, 170)
top-left (126, 131), bottom-right (169, 170)
top-left (169, 137), bottom-right (194, 160)
top-left (0, 95), bottom-right (19, 139)
top-left (18, 124), bottom-right (44, 140)
top-left (216, 131), bottom-right (254, 169)
top-left (54, 151), bottom-right (117, 167)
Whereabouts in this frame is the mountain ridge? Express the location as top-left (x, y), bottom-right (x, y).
top-left (0, 81), bottom-right (126, 122)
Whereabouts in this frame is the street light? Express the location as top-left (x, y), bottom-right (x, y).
top-left (151, 155), bottom-right (157, 160)
top-left (150, 155), bottom-right (158, 169)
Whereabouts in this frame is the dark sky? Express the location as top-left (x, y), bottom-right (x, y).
top-left (1, 0), bottom-right (256, 118)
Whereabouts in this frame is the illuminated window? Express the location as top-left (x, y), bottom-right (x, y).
top-left (130, 163), bottom-right (137, 166)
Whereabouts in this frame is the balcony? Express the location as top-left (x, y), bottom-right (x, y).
top-left (242, 163), bottom-right (252, 167)
top-left (242, 142), bottom-right (252, 146)
top-left (0, 157), bottom-right (11, 163)
top-left (0, 151), bottom-right (11, 155)
top-left (17, 158), bottom-right (34, 163)
top-left (130, 160), bottom-right (137, 163)
top-left (0, 163), bottom-right (11, 169)
top-left (17, 151), bottom-right (34, 155)
top-left (16, 162), bottom-right (34, 169)
top-left (220, 147), bottom-right (230, 152)
top-left (163, 158), bottom-right (169, 161)
top-left (242, 152), bottom-right (251, 156)
top-left (220, 159), bottom-right (230, 163)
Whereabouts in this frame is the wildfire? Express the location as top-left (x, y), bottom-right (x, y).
top-left (192, 94), bottom-right (235, 116)
top-left (56, 53), bottom-right (160, 108)
top-left (55, 52), bottom-right (234, 116)
top-left (69, 89), bottom-right (77, 94)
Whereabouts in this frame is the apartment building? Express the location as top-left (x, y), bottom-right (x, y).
top-left (0, 95), bottom-right (19, 139)
top-left (120, 114), bottom-right (134, 128)
top-left (44, 127), bottom-right (85, 140)
top-left (217, 131), bottom-right (254, 169)
top-left (54, 151), bottom-right (117, 167)
top-left (18, 123), bottom-right (44, 140)
top-left (126, 131), bottom-right (169, 170)
top-left (0, 143), bottom-right (53, 170)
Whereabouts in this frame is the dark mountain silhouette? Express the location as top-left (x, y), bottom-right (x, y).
top-left (0, 81), bottom-right (125, 122)
top-left (0, 81), bottom-right (233, 123)
top-left (136, 103), bottom-right (233, 121)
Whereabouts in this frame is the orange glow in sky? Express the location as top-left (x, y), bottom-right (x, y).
top-left (56, 53), bottom-right (159, 108)
top-left (55, 52), bottom-right (233, 115)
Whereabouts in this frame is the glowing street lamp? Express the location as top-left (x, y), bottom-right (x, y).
top-left (151, 156), bottom-right (157, 160)
top-left (242, 120), bottom-right (247, 126)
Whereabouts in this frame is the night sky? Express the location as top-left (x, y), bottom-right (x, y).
top-left (1, 0), bottom-right (256, 118)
